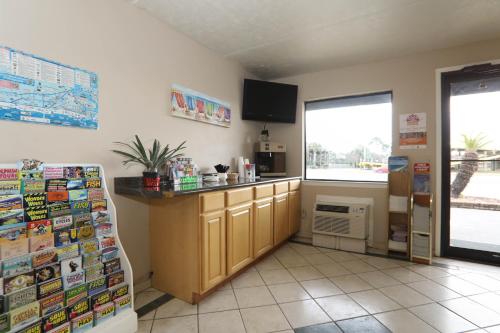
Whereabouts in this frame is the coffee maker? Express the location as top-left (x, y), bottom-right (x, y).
top-left (254, 142), bottom-right (286, 177)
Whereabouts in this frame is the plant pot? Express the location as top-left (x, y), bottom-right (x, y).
top-left (143, 171), bottom-right (160, 188)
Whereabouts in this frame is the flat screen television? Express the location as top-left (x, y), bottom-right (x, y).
top-left (242, 79), bottom-right (298, 123)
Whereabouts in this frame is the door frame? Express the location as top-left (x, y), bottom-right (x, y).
top-left (434, 59), bottom-right (500, 257)
top-left (438, 62), bottom-right (500, 263)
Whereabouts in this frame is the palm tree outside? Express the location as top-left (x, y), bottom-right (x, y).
top-left (450, 133), bottom-right (489, 198)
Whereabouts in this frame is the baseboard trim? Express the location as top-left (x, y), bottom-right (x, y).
top-left (134, 278), bottom-right (152, 294)
top-left (291, 235), bottom-right (312, 244)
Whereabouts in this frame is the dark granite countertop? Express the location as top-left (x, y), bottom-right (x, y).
top-left (114, 176), bottom-right (302, 199)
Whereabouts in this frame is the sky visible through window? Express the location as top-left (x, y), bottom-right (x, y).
top-left (450, 91), bottom-right (500, 151)
top-left (305, 102), bottom-right (392, 181)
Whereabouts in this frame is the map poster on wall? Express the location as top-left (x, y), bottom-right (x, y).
top-left (399, 112), bottom-right (427, 149)
top-left (171, 84), bottom-right (231, 128)
top-left (0, 45), bottom-right (98, 129)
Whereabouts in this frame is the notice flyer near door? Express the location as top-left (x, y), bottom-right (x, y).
top-left (399, 112), bottom-right (427, 149)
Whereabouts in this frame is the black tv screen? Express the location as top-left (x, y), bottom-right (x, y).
top-left (242, 79), bottom-right (298, 123)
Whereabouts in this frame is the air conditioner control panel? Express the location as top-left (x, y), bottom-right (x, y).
top-left (315, 203), bottom-right (368, 215)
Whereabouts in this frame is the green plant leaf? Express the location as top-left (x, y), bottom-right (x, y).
top-left (112, 136), bottom-right (187, 172)
top-left (461, 133), bottom-right (490, 152)
top-left (148, 139), bottom-right (156, 163)
top-left (152, 139), bottom-right (160, 165)
top-left (113, 141), bottom-right (144, 159)
top-left (132, 135), bottom-right (150, 165)
top-left (111, 150), bottom-right (144, 165)
top-left (163, 141), bottom-right (186, 162)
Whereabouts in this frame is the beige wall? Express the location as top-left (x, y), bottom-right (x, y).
top-left (0, 0), bottom-right (259, 285)
top-left (270, 38), bottom-right (500, 250)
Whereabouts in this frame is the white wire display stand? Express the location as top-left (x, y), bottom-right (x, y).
top-left (410, 193), bottom-right (433, 265)
top-left (83, 163), bottom-right (137, 333)
top-left (0, 163), bottom-right (137, 333)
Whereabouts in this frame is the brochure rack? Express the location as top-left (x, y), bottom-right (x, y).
top-left (0, 162), bottom-right (137, 333)
top-left (410, 163), bottom-right (432, 264)
top-left (387, 156), bottom-right (411, 258)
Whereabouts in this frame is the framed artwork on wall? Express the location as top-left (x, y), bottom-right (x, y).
top-left (171, 84), bottom-right (231, 127)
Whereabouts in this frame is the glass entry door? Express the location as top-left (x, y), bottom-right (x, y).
top-left (441, 64), bottom-right (500, 263)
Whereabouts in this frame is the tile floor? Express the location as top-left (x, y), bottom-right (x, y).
top-left (134, 242), bottom-right (500, 333)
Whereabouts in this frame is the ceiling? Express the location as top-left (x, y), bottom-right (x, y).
top-left (129, 0), bottom-right (500, 79)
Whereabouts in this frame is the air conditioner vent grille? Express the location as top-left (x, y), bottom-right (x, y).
top-left (312, 201), bottom-right (369, 239)
top-left (313, 215), bottom-right (350, 235)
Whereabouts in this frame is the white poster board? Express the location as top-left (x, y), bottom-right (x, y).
top-left (399, 113), bottom-right (427, 149)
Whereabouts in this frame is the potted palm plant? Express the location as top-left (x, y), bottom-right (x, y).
top-left (112, 135), bottom-right (186, 187)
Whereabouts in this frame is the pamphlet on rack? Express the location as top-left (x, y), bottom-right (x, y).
top-left (388, 156), bottom-right (409, 172)
top-left (413, 163), bottom-right (431, 194)
top-left (389, 195), bottom-right (408, 213)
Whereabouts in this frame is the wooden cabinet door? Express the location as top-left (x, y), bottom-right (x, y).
top-left (253, 198), bottom-right (273, 258)
top-left (201, 210), bottom-right (226, 292)
top-left (226, 203), bottom-right (253, 274)
top-left (273, 193), bottom-right (289, 244)
top-left (289, 190), bottom-right (301, 235)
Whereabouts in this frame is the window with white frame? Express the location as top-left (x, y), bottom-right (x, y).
top-left (305, 91), bottom-right (393, 182)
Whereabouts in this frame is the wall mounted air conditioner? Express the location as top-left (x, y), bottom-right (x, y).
top-left (312, 199), bottom-right (370, 253)
top-left (313, 202), bottom-right (369, 239)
